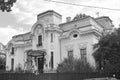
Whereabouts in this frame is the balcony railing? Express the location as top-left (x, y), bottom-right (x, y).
top-left (37, 43), bottom-right (42, 47)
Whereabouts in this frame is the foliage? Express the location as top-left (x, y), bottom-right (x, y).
top-left (73, 13), bottom-right (89, 21)
top-left (56, 57), bottom-right (95, 73)
top-left (93, 28), bottom-right (120, 73)
top-left (0, 56), bottom-right (6, 70)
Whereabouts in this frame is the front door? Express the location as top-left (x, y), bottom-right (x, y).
top-left (38, 57), bottom-right (44, 73)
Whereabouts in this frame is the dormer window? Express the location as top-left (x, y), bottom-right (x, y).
top-left (37, 35), bottom-right (42, 47)
top-left (11, 47), bottom-right (14, 55)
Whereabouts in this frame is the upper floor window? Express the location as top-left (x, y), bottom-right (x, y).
top-left (37, 35), bottom-right (42, 47)
top-left (11, 47), bottom-right (14, 55)
top-left (80, 48), bottom-right (87, 62)
top-left (51, 33), bottom-right (53, 43)
top-left (68, 50), bottom-right (73, 59)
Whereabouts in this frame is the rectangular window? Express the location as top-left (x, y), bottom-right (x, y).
top-left (38, 35), bottom-right (42, 46)
top-left (51, 52), bottom-right (54, 69)
top-left (80, 48), bottom-right (87, 62)
top-left (68, 50), bottom-right (73, 58)
top-left (11, 47), bottom-right (14, 55)
top-left (11, 58), bottom-right (14, 71)
top-left (51, 33), bottom-right (53, 43)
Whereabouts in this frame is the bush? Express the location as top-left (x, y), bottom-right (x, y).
top-left (57, 57), bottom-right (95, 73)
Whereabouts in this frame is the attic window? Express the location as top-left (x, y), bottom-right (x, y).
top-left (73, 34), bottom-right (78, 38)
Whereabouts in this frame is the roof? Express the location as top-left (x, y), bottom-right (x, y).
top-left (59, 16), bottom-right (91, 26)
top-left (95, 16), bottom-right (112, 22)
top-left (37, 10), bottom-right (62, 17)
top-left (59, 16), bottom-right (98, 32)
top-left (12, 32), bottom-right (31, 41)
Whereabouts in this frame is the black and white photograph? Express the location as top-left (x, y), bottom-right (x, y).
top-left (0, 0), bottom-right (120, 80)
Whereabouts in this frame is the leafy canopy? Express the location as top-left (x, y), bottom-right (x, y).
top-left (93, 28), bottom-right (120, 72)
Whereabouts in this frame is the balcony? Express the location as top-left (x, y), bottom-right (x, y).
top-left (37, 43), bottom-right (42, 47)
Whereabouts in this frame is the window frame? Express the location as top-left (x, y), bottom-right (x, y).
top-left (68, 50), bottom-right (73, 58)
top-left (11, 47), bottom-right (14, 55)
top-left (11, 58), bottom-right (14, 71)
top-left (37, 35), bottom-right (42, 47)
top-left (80, 48), bottom-right (87, 62)
top-left (51, 33), bottom-right (53, 43)
top-left (50, 51), bottom-right (54, 69)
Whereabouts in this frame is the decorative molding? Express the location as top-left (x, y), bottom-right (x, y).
top-left (50, 45), bottom-right (54, 50)
top-left (65, 44), bottom-right (74, 51)
top-left (78, 42), bottom-right (88, 49)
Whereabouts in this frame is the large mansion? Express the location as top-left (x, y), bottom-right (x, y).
top-left (6, 10), bottom-right (113, 73)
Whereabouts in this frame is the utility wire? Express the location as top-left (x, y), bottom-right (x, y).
top-left (45, 0), bottom-right (120, 11)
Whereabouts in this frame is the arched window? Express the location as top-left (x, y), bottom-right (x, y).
top-left (37, 35), bottom-right (42, 47)
top-left (11, 47), bottom-right (14, 55)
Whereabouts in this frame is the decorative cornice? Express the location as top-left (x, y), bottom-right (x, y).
top-left (37, 10), bottom-right (62, 18)
top-left (14, 43), bottom-right (32, 48)
top-left (45, 26), bottom-right (63, 33)
top-left (65, 44), bottom-right (74, 51)
top-left (78, 42), bottom-right (88, 49)
top-left (60, 29), bottom-right (102, 39)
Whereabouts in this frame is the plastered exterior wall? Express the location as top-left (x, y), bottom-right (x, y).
top-left (6, 43), bottom-right (32, 71)
top-left (48, 32), bottom-right (61, 69)
top-left (14, 47), bottom-right (24, 70)
top-left (31, 27), bottom-right (61, 70)
top-left (38, 13), bottom-right (62, 26)
top-left (60, 32), bottom-right (98, 67)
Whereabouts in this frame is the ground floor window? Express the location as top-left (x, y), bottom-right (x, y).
top-left (11, 58), bottom-right (14, 71)
top-left (68, 50), bottom-right (73, 59)
top-left (80, 48), bottom-right (87, 62)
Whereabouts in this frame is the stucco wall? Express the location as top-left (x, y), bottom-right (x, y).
top-left (60, 33), bottom-right (97, 67)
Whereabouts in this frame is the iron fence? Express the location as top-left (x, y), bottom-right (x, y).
top-left (0, 72), bottom-right (117, 80)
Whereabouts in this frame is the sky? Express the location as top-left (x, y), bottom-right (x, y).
top-left (0, 0), bottom-right (120, 45)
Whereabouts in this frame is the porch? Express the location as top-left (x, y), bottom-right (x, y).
top-left (24, 49), bottom-right (46, 73)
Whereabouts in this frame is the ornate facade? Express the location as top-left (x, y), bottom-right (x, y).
top-left (6, 10), bottom-right (113, 73)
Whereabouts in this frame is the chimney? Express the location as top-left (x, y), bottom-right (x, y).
top-left (66, 17), bottom-right (71, 22)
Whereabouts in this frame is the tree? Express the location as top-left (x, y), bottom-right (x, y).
top-left (0, 56), bottom-right (6, 70)
top-left (56, 57), bottom-right (95, 73)
top-left (93, 28), bottom-right (120, 73)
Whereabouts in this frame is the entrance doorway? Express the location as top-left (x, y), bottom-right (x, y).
top-left (38, 56), bottom-right (44, 73)
top-left (27, 49), bottom-right (46, 73)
